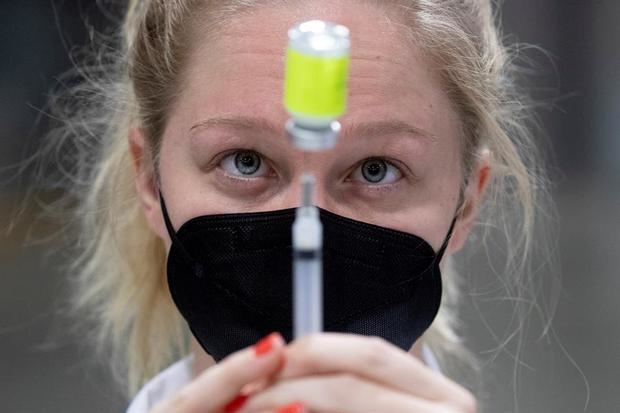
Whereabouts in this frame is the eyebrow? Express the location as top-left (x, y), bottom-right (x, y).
top-left (190, 116), bottom-right (437, 142)
top-left (190, 116), bottom-right (281, 135)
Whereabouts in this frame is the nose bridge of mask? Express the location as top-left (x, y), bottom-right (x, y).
top-left (159, 189), bottom-right (458, 262)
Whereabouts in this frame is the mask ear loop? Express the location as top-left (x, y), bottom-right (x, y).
top-left (435, 215), bottom-right (458, 262)
top-left (435, 187), bottom-right (468, 262)
top-left (158, 189), bottom-right (196, 270)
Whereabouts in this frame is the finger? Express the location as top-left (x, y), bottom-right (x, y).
top-left (239, 374), bottom-right (451, 413)
top-left (274, 402), bottom-right (305, 413)
top-left (152, 332), bottom-right (286, 413)
top-left (277, 333), bottom-right (471, 405)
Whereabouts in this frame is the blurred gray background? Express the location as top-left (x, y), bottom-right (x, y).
top-left (1, 0), bottom-right (618, 412)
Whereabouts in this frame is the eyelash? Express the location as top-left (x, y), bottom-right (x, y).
top-left (217, 149), bottom-right (406, 188)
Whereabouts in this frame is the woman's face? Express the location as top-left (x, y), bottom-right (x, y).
top-left (133, 0), bottom-right (487, 254)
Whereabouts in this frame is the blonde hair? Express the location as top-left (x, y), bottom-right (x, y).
top-left (34, 0), bottom-right (555, 400)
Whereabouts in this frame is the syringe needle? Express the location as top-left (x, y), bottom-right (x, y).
top-left (301, 174), bottom-right (315, 208)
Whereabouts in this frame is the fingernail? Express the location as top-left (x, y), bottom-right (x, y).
top-left (275, 402), bottom-right (305, 413)
top-left (254, 332), bottom-right (283, 357)
top-left (224, 394), bottom-right (249, 413)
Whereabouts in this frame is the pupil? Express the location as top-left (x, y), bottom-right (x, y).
top-left (362, 160), bottom-right (387, 183)
top-left (367, 164), bottom-right (381, 175)
top-left (235, 152), bottom-right (261, 174)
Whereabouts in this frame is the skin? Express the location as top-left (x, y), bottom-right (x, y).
top-left (130, 1), bottom-right (490, 411)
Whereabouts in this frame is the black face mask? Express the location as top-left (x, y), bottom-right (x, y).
top-left (160, 191), bottom-right (456, 362)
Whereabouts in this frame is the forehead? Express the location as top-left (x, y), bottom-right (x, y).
top-left (176, 0), bottom-right (460, 146)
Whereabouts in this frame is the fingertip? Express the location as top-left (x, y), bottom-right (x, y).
top-left (254, 332), bottom-right (285, 357)
top-left (274, 402), bottom-right (305, 413)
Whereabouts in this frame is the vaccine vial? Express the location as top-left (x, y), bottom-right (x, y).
top-left (284, 20), bottom-right (351, 151)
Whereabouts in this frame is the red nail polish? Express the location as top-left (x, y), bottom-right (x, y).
top-left (254, 332), bottom-right (281, 357)
top-left (224, 394), bottom-right (249, 413)
top-left (275, 402), bottom-right (305, 413)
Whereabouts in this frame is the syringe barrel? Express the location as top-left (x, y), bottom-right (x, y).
top-left (292, 187), bottom-right (323, 338)
top-left (293, 253), bottom-right (323, 338)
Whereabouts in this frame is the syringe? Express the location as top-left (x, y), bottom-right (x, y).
top-left (292, 175), bottom-right (323, 337)
top-left (283, 20), bottom-right (350, 338)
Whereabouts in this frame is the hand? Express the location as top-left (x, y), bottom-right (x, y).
top-left (238, 333), bottom-right (477, 413)
top-left (149, 333), bottom-right (286, 413)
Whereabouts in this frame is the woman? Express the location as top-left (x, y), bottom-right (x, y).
top-left (46, 0), bottom-right (549, 412)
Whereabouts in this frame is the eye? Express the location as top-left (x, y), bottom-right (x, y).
top-left (352, 158), bottom-right (402, 184)
top-left (220, 150), bottom-right (270, 177)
